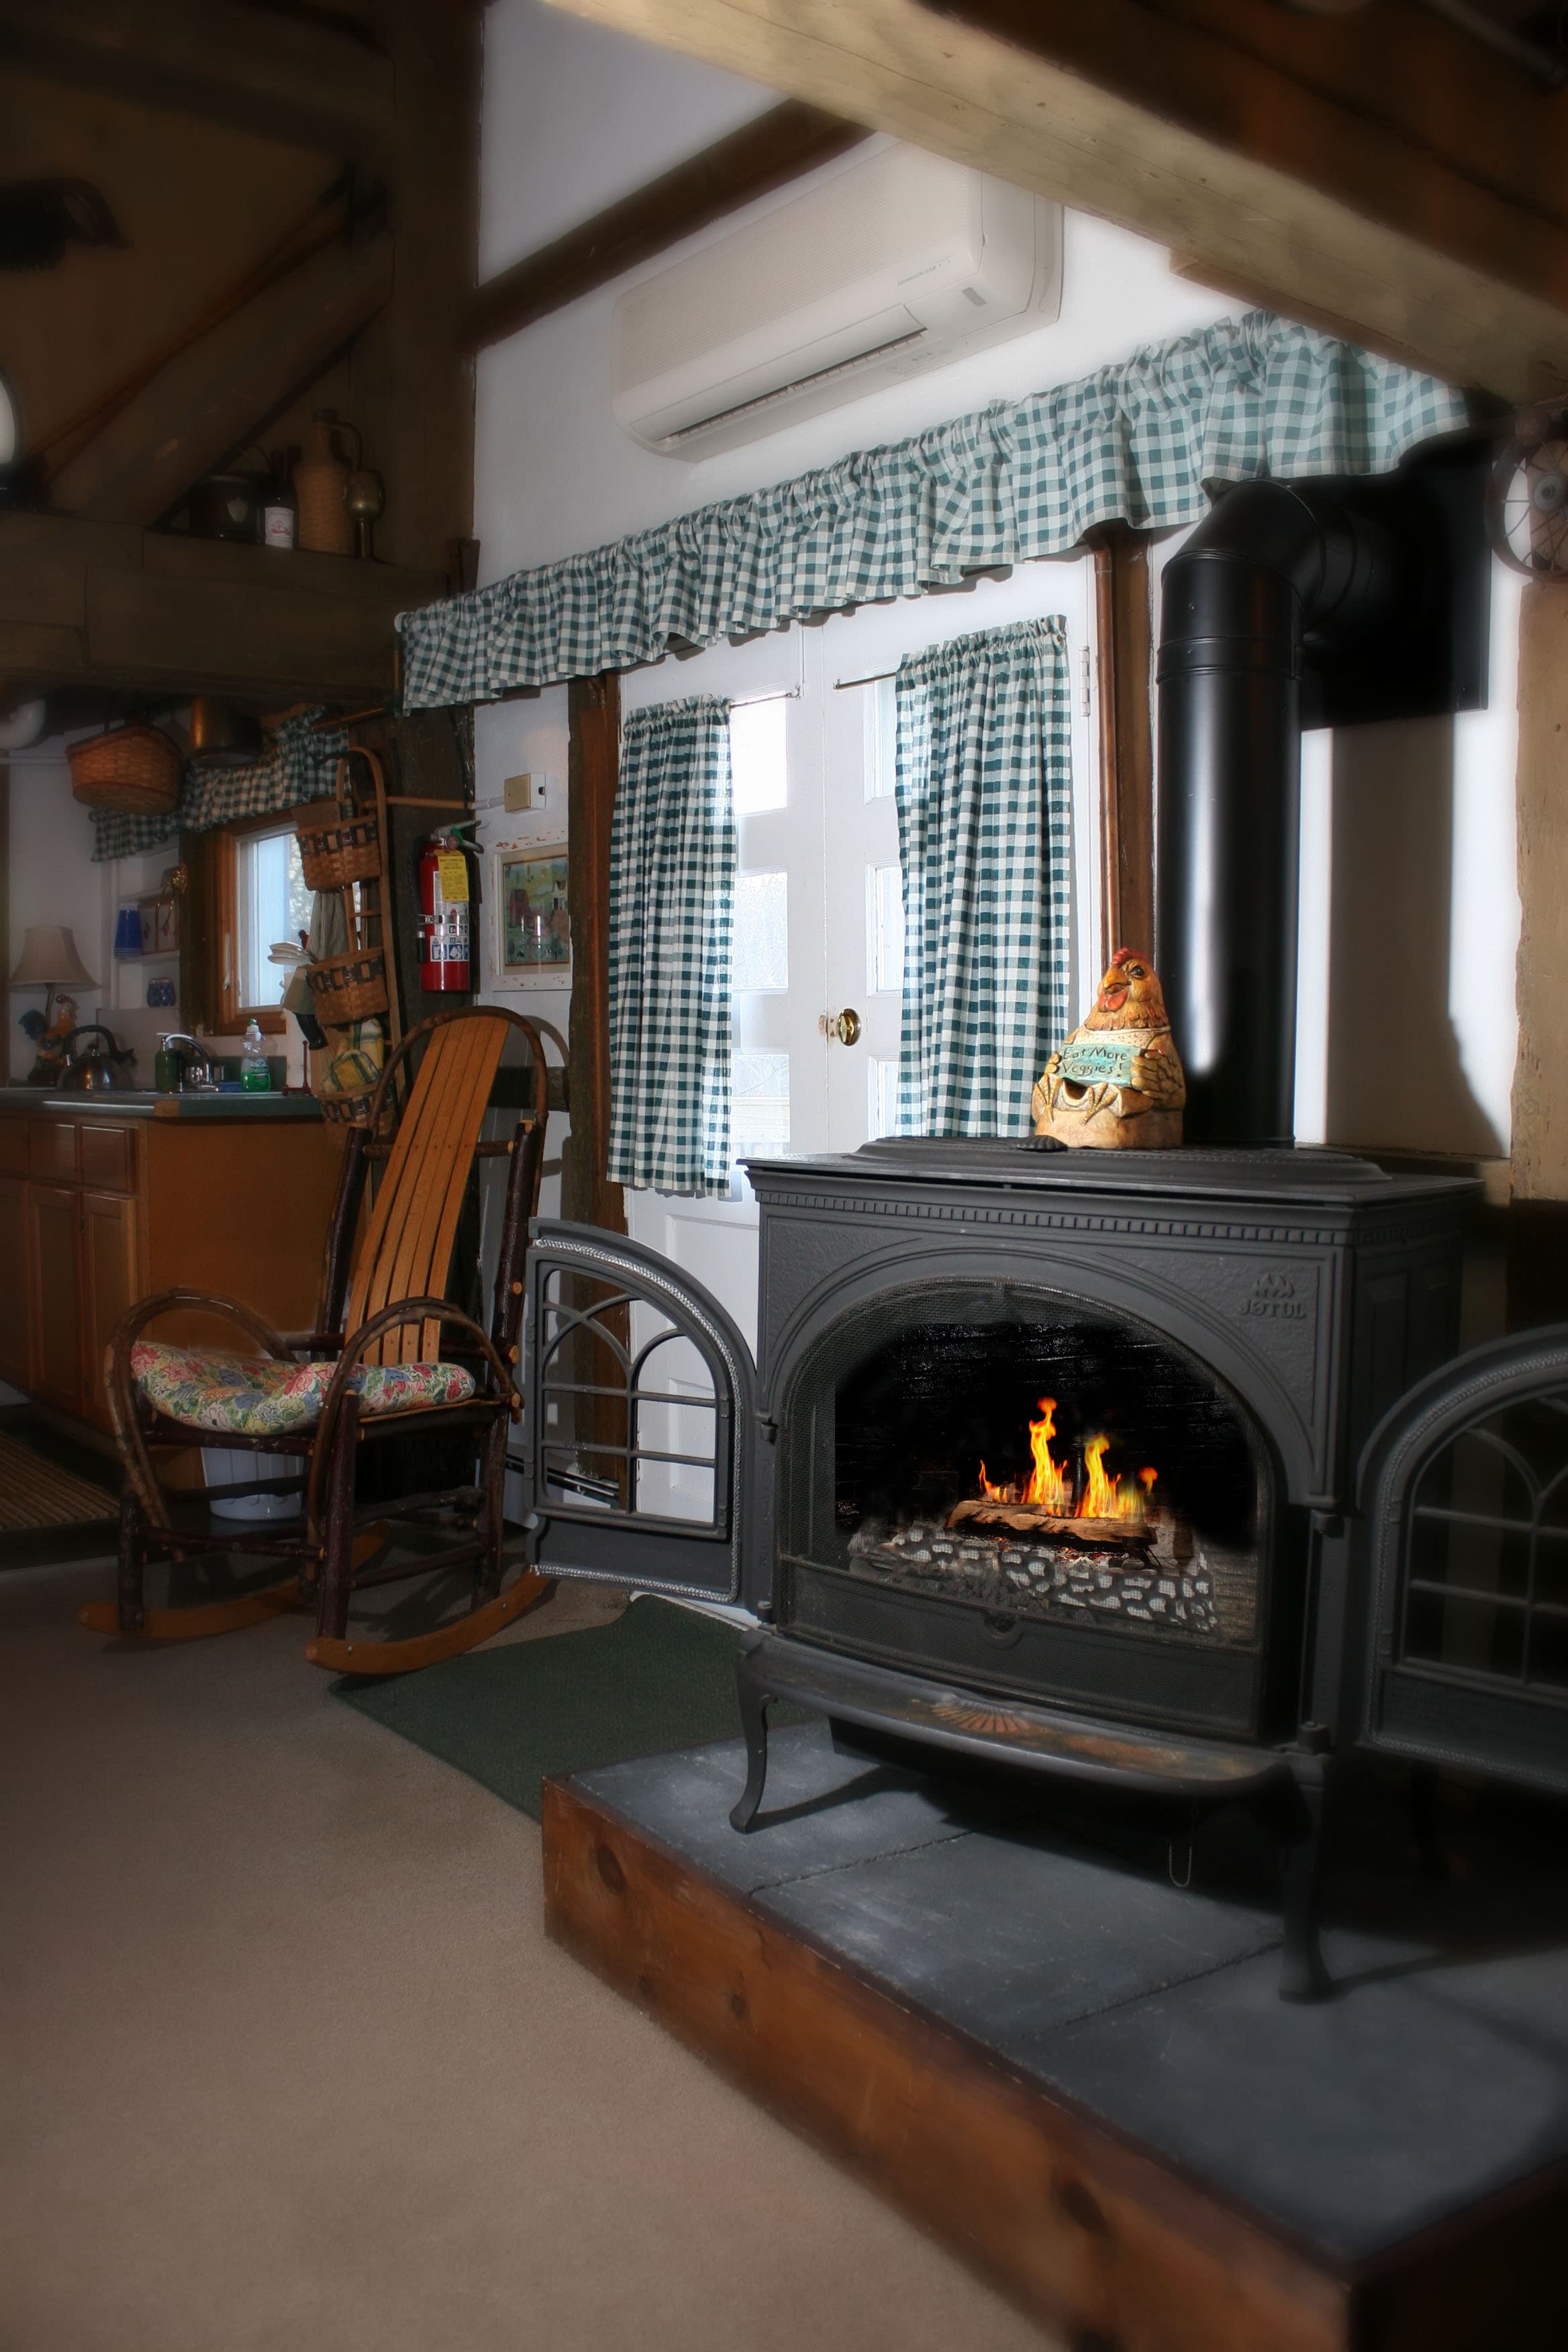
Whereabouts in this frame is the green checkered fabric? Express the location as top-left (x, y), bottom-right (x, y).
top-left (91, 712), bottom-right (350, 861)
top-left (395, 311), bottom-right (1467, 709)
top-left (895, 619), bottom-right (1072, 1139)
top-left (607, 697), bottom-right (736, 1195)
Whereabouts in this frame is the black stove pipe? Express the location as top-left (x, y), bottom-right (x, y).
top-left (1155, 481), bottom-right (1405, 1146)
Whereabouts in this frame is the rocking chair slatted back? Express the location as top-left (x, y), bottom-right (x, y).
top-left (346, 1012), bottom-right (511, 1364)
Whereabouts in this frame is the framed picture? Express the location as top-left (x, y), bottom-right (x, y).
top-left (491, 840), bottom-right (571, 988)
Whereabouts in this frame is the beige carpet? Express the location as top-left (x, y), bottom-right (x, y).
top-left (1, 1561), bottom-right (1056, 2352)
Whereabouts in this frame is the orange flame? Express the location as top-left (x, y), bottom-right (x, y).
top-left (978, 1408), bottom-right (1156, 1523)
top-left (1023, 1398), bottom-right (1070, 1513)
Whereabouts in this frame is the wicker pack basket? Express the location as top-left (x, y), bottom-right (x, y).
top-left (296, 800), bottom-right (381, 891)
top-left (307, 948), bottom-right (388, 1024)
top-left (68, 724), bottom-right (181, 814)
top-left (318, 1083), bottom-right (386, 1130)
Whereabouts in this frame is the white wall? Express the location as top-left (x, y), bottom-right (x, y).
top-left (5, 738), bottom-right (195, 1085)
top-left (6, 744), bottom-right (104, 1079)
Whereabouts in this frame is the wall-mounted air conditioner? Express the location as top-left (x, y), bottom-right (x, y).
top-left (611, 144), bottom-right (1063, 460)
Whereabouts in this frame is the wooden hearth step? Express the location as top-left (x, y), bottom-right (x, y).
top-left (742, 1630), bottom-right (1287, 1799)
top-left (544, 1722), bottom-right (1568, 2352)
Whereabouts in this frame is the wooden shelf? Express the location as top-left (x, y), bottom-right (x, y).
top-left (0, 513), bottom-right (446, 707)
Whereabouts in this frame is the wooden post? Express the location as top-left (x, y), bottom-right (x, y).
top-left (1091, 524), bottom-right (1155, 965)
top-left (349, 0), bottom-right (479, 579)
top-left (564, 672), bottom-right (625, 1236)
top-left (1512, 585), bottom-right (1568, 1204)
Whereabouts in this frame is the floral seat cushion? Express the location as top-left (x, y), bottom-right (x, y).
top-left (130, 1342), bottom-right (476, 1438)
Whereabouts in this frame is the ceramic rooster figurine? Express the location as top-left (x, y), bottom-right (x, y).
top-left (1032, 947), bottom-right (1185, 1149)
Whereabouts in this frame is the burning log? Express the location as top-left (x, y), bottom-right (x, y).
top-left (946, 1499), bottom-right (1154, 1549)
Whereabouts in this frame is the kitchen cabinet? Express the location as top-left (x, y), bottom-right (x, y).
top-left (0, 1173), bottom-right (32, 1386)
top-left (0, 1100), bottom-right (344, 1436)
top-left (81, 1190), bottom-right (139, 1429)
top-left (28, 1183), bottom-right (87, 1414)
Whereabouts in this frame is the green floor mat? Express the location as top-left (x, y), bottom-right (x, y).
top-left (336, 1596), bottom-right (801, 1822)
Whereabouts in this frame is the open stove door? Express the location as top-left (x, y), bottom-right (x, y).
top-left (1320, 1324), bottom-right (1568, 1797)
top-left (518, 1220), bottom-right (760, 1604)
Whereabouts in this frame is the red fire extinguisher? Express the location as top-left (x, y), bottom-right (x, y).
top-left (415, 829), bottom-right (473, 992)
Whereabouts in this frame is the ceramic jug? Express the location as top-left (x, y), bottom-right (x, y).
top-left (293, 415), bottom-right (354, 556)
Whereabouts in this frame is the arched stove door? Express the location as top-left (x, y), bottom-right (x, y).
top-left (519, 1220), bottom-right (760, 1604)
top-left (1344, 1323), bottom-right (1568, 1796)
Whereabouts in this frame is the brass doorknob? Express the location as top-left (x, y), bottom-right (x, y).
top-left (832, 1008), bottom-right (862, 1046)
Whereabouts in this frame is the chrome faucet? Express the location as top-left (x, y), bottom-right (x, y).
top-left (160, 1033), bottom-right (215, 1091)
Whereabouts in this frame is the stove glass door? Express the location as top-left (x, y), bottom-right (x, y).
top-left (520, 1221), bottom-right (758, 1604)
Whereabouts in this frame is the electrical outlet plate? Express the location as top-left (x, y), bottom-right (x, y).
top-left (503, 771), bottom-right (558, 812)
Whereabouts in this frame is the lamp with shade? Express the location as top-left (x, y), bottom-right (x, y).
top-left (9, 924), bottom-right (98, 1032)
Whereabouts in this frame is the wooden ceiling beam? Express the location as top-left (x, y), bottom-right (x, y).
top-left (459, 99), bottom-right (869, 352)
top-left (540, 0), bottom-right (1568, 399)
top-left (0, 0), bottom-right (395, 163)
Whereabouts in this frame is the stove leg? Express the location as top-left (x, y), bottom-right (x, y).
top-left (730, 1663), bottom-right (772, 1832)
top-left (1279, 1745), bottom-right (1335, 2003)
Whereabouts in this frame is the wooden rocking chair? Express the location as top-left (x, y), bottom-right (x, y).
top-left (81, 1006), bottom-right (552, 1675)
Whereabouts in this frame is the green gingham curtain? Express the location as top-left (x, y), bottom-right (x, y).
top-left (90, 711), bottom-right (350, 861)
top-left (607, 697), bottom-right (736, 1195)
top-left (395, 311), bottom-right (1467, 709)
top-left (895, 619), bottom-right (1073, 1138)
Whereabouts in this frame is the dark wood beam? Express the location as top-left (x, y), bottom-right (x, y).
top-left (459, 100), bottom-right (870, 354)
top-left (50, 232), bottom-right (393, 526)
top-left (563, 672), bottom-right (625, 1238)
top-left (0, 0), bottom-right (395, 163)
top-left (542, 0), bottom-right (1568, 397)
top-left (0, 513), bottom-right (443, 706)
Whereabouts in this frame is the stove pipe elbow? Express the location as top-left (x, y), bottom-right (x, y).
top-left (1155, 479), bottom-right (1402, 1147)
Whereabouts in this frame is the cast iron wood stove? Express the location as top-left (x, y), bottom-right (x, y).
top-left (520, 446), bottom-right (1565, 1999)
top-left (513, 1137), bottom-right (1568, 2001)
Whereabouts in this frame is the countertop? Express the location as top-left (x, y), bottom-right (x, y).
top-left (0, 1087), bottom-right (325, 1122)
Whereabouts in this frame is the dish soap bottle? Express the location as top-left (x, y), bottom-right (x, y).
top-left (240, 1019), bottom-right (272, 1092)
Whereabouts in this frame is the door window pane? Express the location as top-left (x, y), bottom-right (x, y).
top-left (866, 862), bottom-right (903, 994)
top-left (733, 871), bottom-right (788, 993)
top-left (732, 1052), bottom-right (790, 1155)
top-left (869, 1057), bottom-right (901, 1139)
top-left (730, 695), bottom-right (788, 814)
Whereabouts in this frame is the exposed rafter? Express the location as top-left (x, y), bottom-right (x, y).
top-left (459, 100), bottom-right (868, 353)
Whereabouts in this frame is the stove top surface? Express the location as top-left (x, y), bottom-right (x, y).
top-left (743, 1137), bottom-right (1479, 1208)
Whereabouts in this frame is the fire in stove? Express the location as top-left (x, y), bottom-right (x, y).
top-left (960, 1398), bottom-right (1158, 1542)
top-left (846, 1392), bottom-right (1222, 1637)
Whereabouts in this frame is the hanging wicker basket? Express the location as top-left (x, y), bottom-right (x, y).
top-left (306, 947), bottom-right (388, 1024)
top-left (296, 799), bottom-right (381, 891)
top-left (68, 724), bottom-right (181, 815)
top-left (318, 1082), bottom-right (386, 1130)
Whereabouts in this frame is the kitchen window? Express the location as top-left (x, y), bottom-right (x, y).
top-left (185, 814), bottom-right (314, 1036)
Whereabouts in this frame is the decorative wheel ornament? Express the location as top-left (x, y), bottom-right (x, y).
top-left (1488, 403), bottom-right (1568, 579)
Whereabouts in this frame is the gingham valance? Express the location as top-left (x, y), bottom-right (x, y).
top-left (895, 618), bottom-right (1073, 1139)
top-left (607, 696), bottom-right (735, 1196)
top-left (395, 309), bottom-right (1467, 710)
top-left (91, 710), bottom-right (350, 862)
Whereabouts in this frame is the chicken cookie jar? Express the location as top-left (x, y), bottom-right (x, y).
top-left (1031, 948), bottom-right (1185, 1150)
